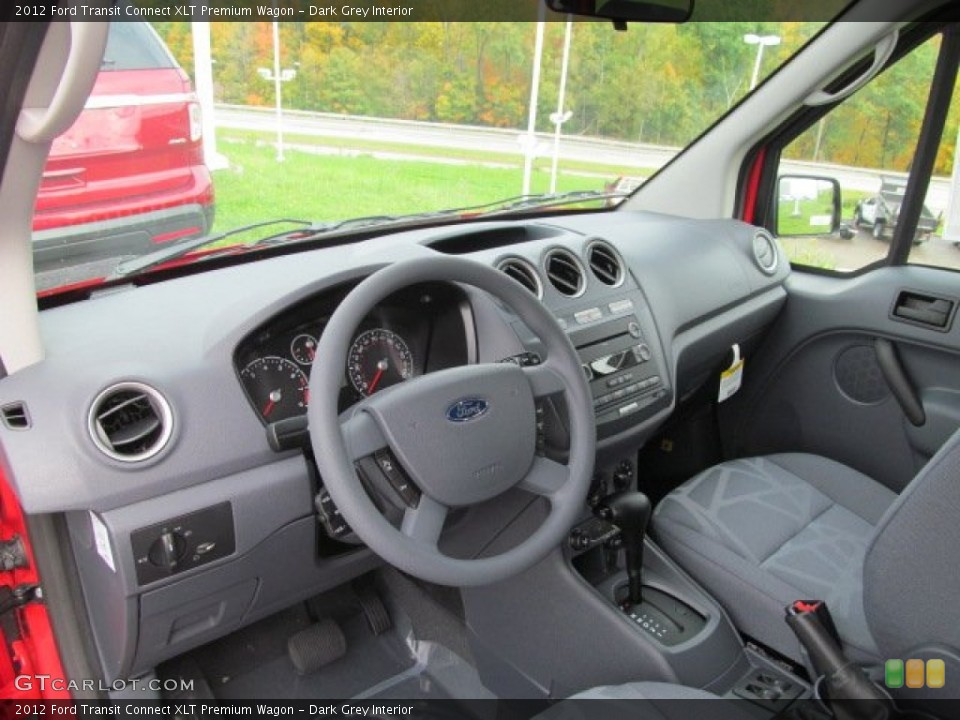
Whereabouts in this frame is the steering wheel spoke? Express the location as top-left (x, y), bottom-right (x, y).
top-left (340, 410), bottom-right (388, 462)
top-left (401, 495), bottom-right (449, 548)
top-left (523, 362), bottom-right (567, 399)
top-left (518, 456), bottom-right (570, 500)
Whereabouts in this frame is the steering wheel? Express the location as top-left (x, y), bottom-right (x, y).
top-left (308, 255), bottom-right (595, 586)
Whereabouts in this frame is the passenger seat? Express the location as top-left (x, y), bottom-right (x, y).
top-left (651, 431), bottom-right (960, 670)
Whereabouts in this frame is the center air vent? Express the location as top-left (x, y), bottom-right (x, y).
top-left (497, 257), bottom-right (543, 299)
top-left (544, 248), bottom-right (585, 297)
top-left (752, 230), bottom-right (779, 275)
top-left (586, 240), bottom-right (625, 287)
top-left (88, 382), bottom-right (173, 463)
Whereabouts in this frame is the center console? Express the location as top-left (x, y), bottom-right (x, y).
top-left (460, 466), bottom-right (813, 712)
top-left (464, 541), bottom-right (749, 697)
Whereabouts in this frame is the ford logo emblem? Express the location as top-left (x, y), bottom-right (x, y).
top-left (446, 398), bottom-right (489, 423)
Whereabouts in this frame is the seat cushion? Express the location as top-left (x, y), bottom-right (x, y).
top-left (652, 453), bottom-right (896, 664)
top-left (535, 682), bottom-right (757, 720)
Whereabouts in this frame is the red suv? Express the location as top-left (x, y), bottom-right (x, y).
top-left (31, 22), bottom-right (214, 274)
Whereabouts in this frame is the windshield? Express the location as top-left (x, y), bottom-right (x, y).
top-left (33, 18), bottom-right (832, 294)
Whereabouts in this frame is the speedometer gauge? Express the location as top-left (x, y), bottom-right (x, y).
top-left (240, 356), bottom-right (309, 421)
top-left (347, 329), bottom-right (414, 396)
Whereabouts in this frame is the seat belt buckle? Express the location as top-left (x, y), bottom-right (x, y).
top-left (787, 599), bottom-right (841, 646)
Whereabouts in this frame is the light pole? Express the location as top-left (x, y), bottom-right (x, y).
top-left (258, 21), bottom-right (297, 162)
top-left (521, 5), bottom-right (547, 196)
top-left (549, 19), bottom-right (574, 194)
top-left (945, 125), bottom-right (960, 245)
top-left (190, 22), bottom-right (228, 170)
top-left (743, 33), bottom-right (781, 90)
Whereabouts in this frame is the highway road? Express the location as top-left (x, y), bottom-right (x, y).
top-left (214, 104), bottom-right (954, 213)
top-left (216, 105), bottom-right (690, 176)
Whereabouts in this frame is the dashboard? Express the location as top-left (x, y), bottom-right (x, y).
top-left (0, 210), bottom-right (790, 681)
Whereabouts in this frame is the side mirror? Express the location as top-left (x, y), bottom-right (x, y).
top-left (545, 0), bottom-right (693, 23)
top-left (776, 175), bottom-right (842, 238)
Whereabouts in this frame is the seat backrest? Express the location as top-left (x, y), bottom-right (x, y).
top-left (863, 426), bottom-right (960, 663)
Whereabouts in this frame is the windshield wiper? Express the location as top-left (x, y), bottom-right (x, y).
top-left (106, 189), bottom-right (631, 280)
top-left (107, 218), bottom-right (313, 279)
top-left (479, 189), bottom-right (632, 215)
top-left (257, 190), bottom-right (633, 245)
top-left (249, 214), bottom-right (415, 247)
top-left (107, 213), bottom-right (448, 281)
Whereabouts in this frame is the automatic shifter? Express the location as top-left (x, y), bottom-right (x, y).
top-left (595, 491), bottom-right (652, 606)
top-left (594, 491), bottom-right (706, 646)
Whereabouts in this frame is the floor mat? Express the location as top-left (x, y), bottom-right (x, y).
top-left (161, 582), bottom-right (494, 704)
top-left (352, 626), bottom-right (494, 702)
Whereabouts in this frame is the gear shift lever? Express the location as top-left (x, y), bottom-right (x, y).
top-left (596, 491), bottom-right (652, 606)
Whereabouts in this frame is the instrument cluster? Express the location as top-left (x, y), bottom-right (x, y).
top-left (234, 282), bottom-right (471, 424)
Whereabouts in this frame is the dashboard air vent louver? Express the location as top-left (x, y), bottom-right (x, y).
top-left (496, 257), bottom-right (543, 299)
top-left (586, 240), bottom-right (624, 287)
top-left (1, 402), bottom-right (30, 430)
top-left (544, 249), bottom-right (585, 297)
top-left (88, 382), bottom-right (173, 463)
top-left (752, 231), bottom-right (779, 275)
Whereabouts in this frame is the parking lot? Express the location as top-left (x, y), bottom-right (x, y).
top-left (784, 226), bottom-right (960, 273)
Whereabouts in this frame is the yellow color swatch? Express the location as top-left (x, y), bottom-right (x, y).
top-left (926, 659), bottom-right (946, 689)
top-left (906, 659), bottom-right (925, 688)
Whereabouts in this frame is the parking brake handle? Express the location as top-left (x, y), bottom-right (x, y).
top-left (785, 601), bottom-right (892, 720)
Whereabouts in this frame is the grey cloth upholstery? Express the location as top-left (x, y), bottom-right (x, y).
top-left (864, 427), bottom-right (960, 660)
top-left (570, 682), bottom-right (729, 700)
top-left (535, 682), bottom-right (756, 720)
top-left (653, 453), bottom-right (897, 663)
top-left (541, 433), bottom-right (960, 712)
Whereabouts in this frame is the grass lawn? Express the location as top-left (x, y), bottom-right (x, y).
top-left (208, 133), bottom-right (617, 243)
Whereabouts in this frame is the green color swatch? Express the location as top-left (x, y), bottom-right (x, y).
top-left (885, 659), bottom-right (905, 689)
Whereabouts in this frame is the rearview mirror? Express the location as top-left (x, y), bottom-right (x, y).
top-left (545, 0), bottom-right (693, 23)
top-left (776, 175), bottom-right (842, 238)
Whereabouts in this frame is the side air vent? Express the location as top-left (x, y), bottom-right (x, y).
top-left (1, 402), bottom-right (31, 430)
top-left (586, 240), bottom-right (625, 287)
top-left (88, 382), bottom-right (173, 463)
top-left (752, 230), bottom-right (779, 275)
top-left (496, 257), bottom-right (543, 299)
top-left (544, 248), bottom-right (586, 297)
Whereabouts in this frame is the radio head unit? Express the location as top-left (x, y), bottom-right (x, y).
top-left (570, 315), bottom-right (670, 430)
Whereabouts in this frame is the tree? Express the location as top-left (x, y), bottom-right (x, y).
top-left (149, 18), bottom-right (945, 176)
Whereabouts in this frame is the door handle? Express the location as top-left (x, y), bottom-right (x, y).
top-left (874, 338), bottom-right (925, 427)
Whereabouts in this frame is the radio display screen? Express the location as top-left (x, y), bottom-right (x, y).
top-left (583, 347), bottom-right (643, 380)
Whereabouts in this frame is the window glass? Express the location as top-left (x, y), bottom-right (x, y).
top-left (908, 61), bottom-right (960, 273)
top-left (102, 23), bottom-right (175, 71)
top-left (32, 20), bottom-right (832, 294)
top-left (777, 35), bottom-right (940, 272)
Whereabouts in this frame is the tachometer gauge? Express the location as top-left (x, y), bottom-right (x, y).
top-left (240, 356), bottom-right (309, 421)
top-left (290, 333), bottom-right (318, 365)
top-left (347, 328), bottom-right (415, 396)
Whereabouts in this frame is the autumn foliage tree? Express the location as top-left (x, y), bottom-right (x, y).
top-left (153, 21), bottom-right (959, 175)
